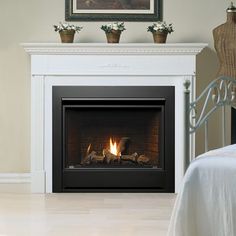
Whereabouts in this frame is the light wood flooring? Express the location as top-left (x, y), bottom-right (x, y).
top-left (0, 193), bottom-right (176, 236)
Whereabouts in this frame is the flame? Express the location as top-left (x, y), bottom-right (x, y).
top-left (109, 138), bottom-right (120, 156)
top-left (86, 144), bottom-right (91, 155)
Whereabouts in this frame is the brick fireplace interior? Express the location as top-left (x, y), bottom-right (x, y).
top-left (53, 86), bottom-right (175, 192)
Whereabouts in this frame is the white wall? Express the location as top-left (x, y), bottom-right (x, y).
top-left (0, 0), bottom-right (228, 172)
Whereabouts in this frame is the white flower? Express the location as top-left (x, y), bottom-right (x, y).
top-left (112, 24), bottom-right (119, 30)
top-left (101, 22), bottom-right (126, 33)
top-left (54, 22), bottom-right (82, 33)
top-left (147, 21), bottom-right (174, 34)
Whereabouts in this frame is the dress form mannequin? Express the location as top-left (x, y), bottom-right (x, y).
top-left (213, 2), bottom-right (236, 78)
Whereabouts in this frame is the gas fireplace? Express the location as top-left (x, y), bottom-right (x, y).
top-left (53, 86), bottom-right (174, 192)
top-left (23, 43), bottom-right (205, 193)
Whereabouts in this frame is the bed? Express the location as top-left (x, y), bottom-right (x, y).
top-left (168, 76), bottom-right (236, 236)
top-left (168, 144), bottom-right (236, 236)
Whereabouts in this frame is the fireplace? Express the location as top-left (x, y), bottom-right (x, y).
top-left (53, 86), bottom-right (174, 192)
top-left (22, 43), bottom-right (206, 193)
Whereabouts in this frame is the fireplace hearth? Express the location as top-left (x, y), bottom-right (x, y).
top-left (53, 86), bottom-right (174, 192)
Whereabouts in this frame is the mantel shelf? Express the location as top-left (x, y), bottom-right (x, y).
top-left (22, 43), bottom-right (207, 56)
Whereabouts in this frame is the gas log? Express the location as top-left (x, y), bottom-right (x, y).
top-left (81, 151), bottom-right (96, 165)
top-left (82, 151), bottom-right (106, 165)
top-left (120, 153), bottom-right (138, 163)
top-left (81, 136), bottom-right (152, 166)
top-left (137, 155), bottom-right (151, 165)
top-left (91, 153), bottom-right (105, 164)
top-left (103, 149), bottom-right (120, 164)
top-left (82, 152), bottom-right (151, 166)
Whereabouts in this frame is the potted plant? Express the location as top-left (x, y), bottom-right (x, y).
top-left (101, 22), bottom-right (126, 43)
top-left (54, 22), bottom-right (83, 43)
top-left (147, 22), bottom-right (174, 43)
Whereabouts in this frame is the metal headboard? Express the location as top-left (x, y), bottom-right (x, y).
top-left (184, 76), bottom-right (236, 171)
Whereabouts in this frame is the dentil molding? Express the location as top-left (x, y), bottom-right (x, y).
top-left (21, 43), bottom-right (207, 56)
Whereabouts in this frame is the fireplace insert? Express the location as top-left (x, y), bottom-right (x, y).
top-left (53, 86), bottom-right (174, 192)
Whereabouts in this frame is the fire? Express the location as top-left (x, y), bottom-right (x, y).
top-left (109, 138), bottom-right (120, 156)
top-left (86, 144), bottom-right (91, 155)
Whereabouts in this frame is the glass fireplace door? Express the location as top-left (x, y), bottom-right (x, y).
top-left (64, 106), bottom-right (163, 169)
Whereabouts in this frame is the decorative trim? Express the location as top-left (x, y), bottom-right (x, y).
top-left (21, 43), bottom-right (207, 56)
top-left (0, 173), bottom-right (31, 184)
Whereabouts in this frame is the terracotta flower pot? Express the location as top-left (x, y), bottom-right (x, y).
top-left (59, 30), bottom-right (75, 43)
top-left (152, 32), bottom-right (168, 44)
top-left (106, 30), bottom-right (121, 43)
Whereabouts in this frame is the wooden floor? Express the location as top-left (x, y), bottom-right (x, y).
top-left (0, 193), bottom-right (176, 236)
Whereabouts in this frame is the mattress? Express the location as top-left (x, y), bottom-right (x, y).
top-left (168, 144), bottom-right (236, 236)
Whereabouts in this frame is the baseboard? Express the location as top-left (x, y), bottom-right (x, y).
top-left (0, 173), bottom-right (31, 193)
top-left (0, 173), bottom-right (31, 183)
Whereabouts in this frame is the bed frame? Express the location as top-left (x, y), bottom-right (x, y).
top-left (184, 76), bottom-right (236, 171)
top-left (232, 108), bottom-right (236, 143)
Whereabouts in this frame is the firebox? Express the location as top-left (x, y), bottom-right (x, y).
top-left (53, 86), bottom-right (174, 192)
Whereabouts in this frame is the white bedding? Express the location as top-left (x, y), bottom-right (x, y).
top-left (168, 144), bottom-right (236, 236)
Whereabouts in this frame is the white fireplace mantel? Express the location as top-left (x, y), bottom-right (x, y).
top-left (22, 43), bottom-right (207, 193)
top-left (22, 43), bottom-right (206, 55)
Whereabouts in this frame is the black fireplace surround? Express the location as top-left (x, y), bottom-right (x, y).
top-left (53, 86), bottom-right (175, 192)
